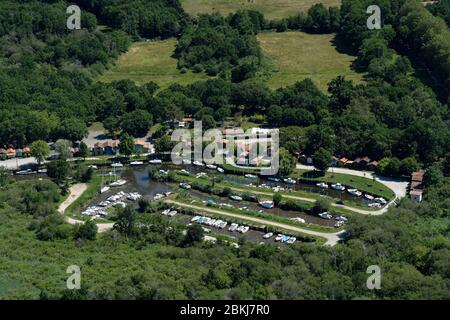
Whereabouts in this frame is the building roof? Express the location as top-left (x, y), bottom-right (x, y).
top-left (410, 189), bottom-right (423, 196)
top-left (134, 139), bottom-right (151, 149)
top-left (94, 140), bottom-right (120, 149)
top-left (411, 170), bottom-right (424, 182)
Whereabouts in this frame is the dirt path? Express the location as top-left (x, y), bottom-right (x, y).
top-left (165, 200), bottom-right (345, 246)
top-left (58, 183), bottom-right (114, 233)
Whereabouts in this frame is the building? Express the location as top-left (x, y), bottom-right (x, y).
top-left (134, 139), bottom-right (154, 154)
top-left (409, 170), bottom-right (424, 202)
top-left (93, 140), bottom-right (120, 155)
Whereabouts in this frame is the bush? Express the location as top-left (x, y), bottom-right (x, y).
top-left (73, 221), bottom-right (97, 241)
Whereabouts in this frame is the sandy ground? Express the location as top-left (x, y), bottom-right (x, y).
top-left (165, 199), bottom-right (345, 246)
top-left (58, 183), bottom-right (114, 232)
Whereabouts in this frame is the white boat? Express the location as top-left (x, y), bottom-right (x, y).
top-left (88, 165), bottom-right (98, 169)
top-left (364, 194), bottom-right (374, 200)
top-left (240, 226), bottom-right (250, 233)
top-left (347, 189), bottom-right (362, 197)
top-left (127, 192), bottom-right (142, 201)
top-left (168, 210), bottom-right (177, 217)
top-left (216, 167), bottom-right (224, 173)
top-left (193, 160), bottom-right (204, 167)
top-left (275, 234), bottom-right (284, 241)
top-left (245, 174), bottom-right (258, 179)
top-left (100, 186), bottom-right (110, 193)
top-left (161, 209), bottom-right (170, 215)
top-left (318, 212), bottom-right (333, 220)
top-left (110, 179), bottom-right (127, 187)
top-left (111, 162), bottom-right (123, 167)
top-left (149, 159), bottom-right (162, 164)
top-left (374, 197), bottom-right (387, 205)
top-left (331, 183), bottom-right (345, 191)
top-left (316, 182), bottom-right (329, 189)
top-left (268, 177), bottom-right (280, 182)
top-left (16, 169), bottom-right (34, 175)
top-left (335, 215), bottom-right (348, 222)
top-left (228, 223), bottom-right (239, 232)
top-left (283, 178), bottom-right (297, 184)
top-left (230, 195), bottom-right (243, 201)
top-left (153, 193), bottom-right (164, 200)
top-left (259, 200), bottom-right (274, 209)
top-left (263, 232), bottom-right (273, 239)
top-left (37, 169), bottom-right (47, 174)
top-left (334, 221), bottom-right (345, 228)
top-left (180, 169), bottom-right (190, 175)
top-left (290, 217), bottom-right (306, 224)
top-left (130, 161), bottom-right (143, 166)
top-left (286, 237), bottom-right (296, 244)
top-left (182, 159), bottom-right (191, 165)
top-left (179, 183), bottom-right (191, 189)
top-left (206, 164), bottom-right (217, 169)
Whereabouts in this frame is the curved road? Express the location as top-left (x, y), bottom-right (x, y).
top-left (296, 164), bottom-right (409, 215)
top-left (58, 183), bottom-right (114, 232)
top-left (166, 199), bottom-right (345, 246)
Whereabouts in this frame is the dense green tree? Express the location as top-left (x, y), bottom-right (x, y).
top-left (313, 148), bottom-right (332, 173)
top-left (73, 221), bottom-right (97, 241)
top-left (31, 140), bottom-right (50, 165)
top-left (121, 110), bottom-right (153, 137)
top-left (119, 133), bottom-right (135, 157)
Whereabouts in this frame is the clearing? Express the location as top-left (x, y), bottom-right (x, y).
top-left (97, 39), bottom-right (209, 89)
top-left (181, 0), bottom-right (341, 20)
top-left (258, 31), bottom-right (363, 92)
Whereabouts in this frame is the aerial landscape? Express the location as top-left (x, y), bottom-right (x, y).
top-left (0, 0), bottom-right (449, 305)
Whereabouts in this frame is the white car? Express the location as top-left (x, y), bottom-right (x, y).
top-left (263, 232), bottom-right (273, 239)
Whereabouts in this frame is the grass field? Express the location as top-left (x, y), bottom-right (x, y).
top-left (181, 0), bottom-right (341, 20)
top-left (258, 32), bottom-right (364, 91)
top-left (97, 39), bottom-right (210, 88)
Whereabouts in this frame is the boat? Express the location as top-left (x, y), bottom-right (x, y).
top-left (286, 237), bottom-right (296, 244)
top-left (230, 195), bottom-right (243, 201)
top-left (161, 209), bottom-right (170, 215)
top-left (283, 178), bottom-right (297, 184)
top-left (331, 183), bottom-right (345, 191)
top-left (244, 174), bottom-right (258, 179)
top-left (193, 160), bottom-right (204, 166)
top-left (182, 158), bottom-right (191, 165)
top-left (16, 169), bottom-right (34, 175)
top-left (374, 197), bottom-right (387, 205)
top-left (37, 169), bottom-right (47, 174)
top-left (259, 200), bottom-right (274, 209)
top-left (179, 183), bottom-right (191, 189)
top-left (110, 179), bottom-right (127, 187)
top-left (206, 164), bottom-right (217, 169)
top-left (240, 226), bottom-right (250, 233)
top-left (347, 189), bottom-right (362, 197)
top-left (263, 233), bottom-right (273, 239)
top-left (368, 202), bottom-right (381, 208)
top-left (100, 186), bottom-right (110, 193)
top-left (364, 194), bottom-right (374, 200)
top-left (318, 212), bottom-right (333, 220)
top-left (268, 177), bottom-right (281, 182)
top-left (130, 161), bottom-right (144, 166)
top-left (127, 192), bottom-right (142, 201)
top-left (153, 193), bottom-right (164, 200)
top-left (275, 234), bottom-right (284, 241)
top-left (290, 217), bottom-right (306, 224)
top-left (149, 159), bottom-right (162, 164)
top-left (216, 167), bottom-right (225, 173)
top-left (111, 162), bottom-right (123, 167)
top-left (316, 182), bottom-right (329, 189)
top-left (228, 223), bottom-right (239, 232)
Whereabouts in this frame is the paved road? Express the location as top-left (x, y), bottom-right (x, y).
top-left (166, 199), bottom-right (345, 246)
top-left (58, 183), bottom-right (114, 232)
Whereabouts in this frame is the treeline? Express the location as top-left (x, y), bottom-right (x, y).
top-left (0, 0), bottom-right (130, 72)
top-left (338, 0), bottom-right (450, 101)
top-left (426, 0), bottom-right (450, 27)
top-left (73, 0), bottom-right (189, 39)
top-left (174, 13), bottom-right (263, 82)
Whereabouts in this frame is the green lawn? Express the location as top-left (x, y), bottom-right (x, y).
top-left (97, 39), bottom-right (210, 89)
top-left (293, 169), bottom-right (395, 200)
top-left (65, 176), bottom-right (102, 220)
top-left (258, 31), bottom-right (364, 92)
top-left (181, 0), bottom-right (341, 20)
